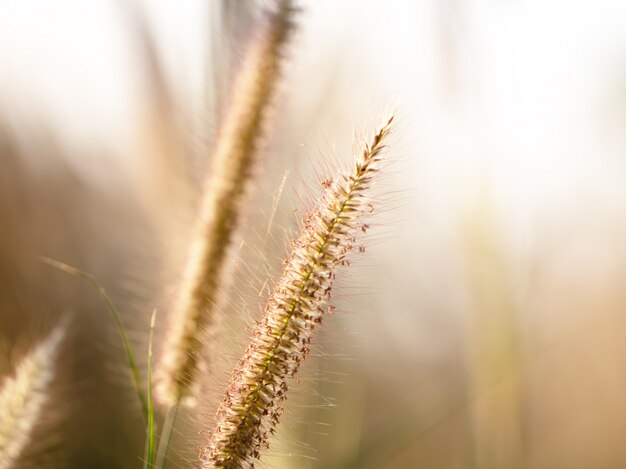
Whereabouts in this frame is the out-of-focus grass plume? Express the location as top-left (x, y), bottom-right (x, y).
top-left (157, 0), bottom-right (296, 408)
top-left (0, 322), bottom-right (66, 469)
top-left (2, 0), bottom-right (626, 468)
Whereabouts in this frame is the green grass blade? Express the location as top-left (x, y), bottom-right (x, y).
top-left (41, 257), bottom-right (149, 422)
top-left (144, 309), bottom-right (157, 468)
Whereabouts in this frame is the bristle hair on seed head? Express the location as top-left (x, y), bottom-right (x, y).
top-left (0, 322), bottom-right (66, 469)
top-left (156, 0), bottom-right (297, 407)
top-left (201, 116), bottom-right (394, 468)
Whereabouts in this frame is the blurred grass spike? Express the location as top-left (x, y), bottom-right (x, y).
top-left (0, 320), bottom-right (66, 469)
top-left (156, 0), bottom-right (297, 408)
top-left (202, 116), bottom-right (394, 468)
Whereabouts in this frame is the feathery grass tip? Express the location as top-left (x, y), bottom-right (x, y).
top-left (0, 323), bottom-right (66, 469)
top-left (202, 116), bottom-right (394, 468)
top-left (157, 0), bottom-right (297, 407)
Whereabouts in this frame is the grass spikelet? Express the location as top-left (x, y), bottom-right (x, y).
top-left (0, 323), bottom-right (66, 469)
top-left (202, 116), bottom-right (394, 468)
top-left (157, 0), bottom-right (297, 407)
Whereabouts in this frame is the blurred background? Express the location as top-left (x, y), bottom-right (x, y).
top-left (2, 0), bottom-right (626, 467)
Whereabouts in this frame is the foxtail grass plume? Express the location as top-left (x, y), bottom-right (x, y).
top-left (0, 323), bottom-right (66, 469)
top-left (157, 0), bottom-right (297, 406)
top-left (202, 116), bottom-right (394, 468)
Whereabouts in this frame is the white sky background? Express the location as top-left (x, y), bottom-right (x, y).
top-left (1, 0), bottom-right (626, 262)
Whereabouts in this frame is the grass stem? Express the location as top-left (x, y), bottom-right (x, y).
top-left (155, 401), bottom-right (180, 469)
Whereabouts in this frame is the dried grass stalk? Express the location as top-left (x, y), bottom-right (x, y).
top-left (0, 323), bottom-right (66, 469)
top-left (202, 117), bottom-right (394, 468)
top-left (157, 0), bottom-right (296, 406)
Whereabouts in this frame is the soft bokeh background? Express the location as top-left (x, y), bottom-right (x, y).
top-left (2, 0), bottom-right (626, 467)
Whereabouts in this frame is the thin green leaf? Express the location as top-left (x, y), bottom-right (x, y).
top-left (143, 309), bottom-right (157, 468)
top-left (40, 257), bottom-right (149, 422)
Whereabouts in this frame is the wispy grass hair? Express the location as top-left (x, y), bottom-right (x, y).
top-left (202, 116), bottom-right (394, 468)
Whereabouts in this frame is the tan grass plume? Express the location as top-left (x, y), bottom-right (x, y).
top-left (201, 116), bottom-right (394, 468)
top-left (157, 0), bottom-right (296, 407)
top-left (0, 323), bottom-right (66, 469)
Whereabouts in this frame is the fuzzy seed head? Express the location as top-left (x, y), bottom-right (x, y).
top-left (202, 116), bottom-right (393, 468)
top-left (0, 324), bottom-right (65, 469)
top-left (157, 0), bottom-right (297, 407)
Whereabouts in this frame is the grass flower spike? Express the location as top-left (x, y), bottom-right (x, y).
top-left (0, 323), bottom-right (66, 469)
top-left (202, 116), bottom-right (394, 468)
top-left (157, 0), bottom-right (296, 406)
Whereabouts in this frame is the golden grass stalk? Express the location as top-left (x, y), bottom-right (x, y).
top-left (157, 0), bottom-right (296, 407)
top-left (0, 323), bottom-right (66, 469)
top-left (201, 117), bottom-right (394, 468)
